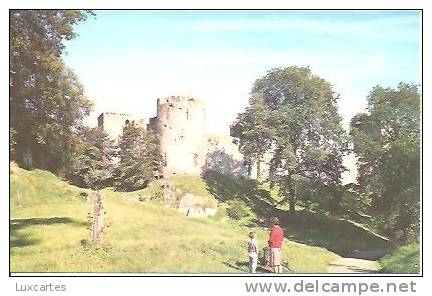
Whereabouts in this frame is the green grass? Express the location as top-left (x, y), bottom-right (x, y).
top-left (202, 171), bottom-right (276, 217)
top-left (380, 242), bottom-right (420, 274)
top-left (169, 174), bottom-right (218, 208)
top-left (10, 163), bottom-right (339, 273)
top-left (10, 162), bottom-right (84, 211)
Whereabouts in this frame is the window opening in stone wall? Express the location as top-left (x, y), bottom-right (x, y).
top-left (186, 108), bottom-right (189, 120)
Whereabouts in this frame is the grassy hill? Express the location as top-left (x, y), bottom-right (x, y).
top-left (380, 242), bottom-right (420, 274)
top-left (10, 163), bottom-right (339, 273)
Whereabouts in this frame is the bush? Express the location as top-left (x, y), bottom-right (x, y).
top-left (226, 198), bottom-right (256, 224)
top-left (211, 203), bottom-right (228, 221)
top-left (380, 242), bottom-right (420, 273)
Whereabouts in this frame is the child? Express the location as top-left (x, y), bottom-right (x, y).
top-left (247, 231), bottom-right (258, 273)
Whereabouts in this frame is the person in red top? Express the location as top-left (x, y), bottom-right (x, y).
top-left (268, 217), bottom-right (284, 273)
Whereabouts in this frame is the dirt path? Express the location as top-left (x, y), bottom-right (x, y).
top-left (327, 258), bottom-right (381, 273)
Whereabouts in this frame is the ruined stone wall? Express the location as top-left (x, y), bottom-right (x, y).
top-left (152, 96), bottom-right (207, 176)
top-left (98, 112), bottom-right (148, 142)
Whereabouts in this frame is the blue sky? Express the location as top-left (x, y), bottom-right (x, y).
top-left (63, 10), bottom-right (420, 133)
top-left (62, 10), bottom-right (421, 183)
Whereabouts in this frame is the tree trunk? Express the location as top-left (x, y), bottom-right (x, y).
top-left (330, 191), bottom-right (342, 215)
top-left (287, 174), bottom-right (296, 217)
top-left (256, 159), bottom-right (261, 180)
top-left (247, 162), bottom-right (252, 178)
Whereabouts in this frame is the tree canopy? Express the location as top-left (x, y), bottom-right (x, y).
top-left (115, 122), bottom-right (162, 192)
top-left (230, 94), bottom-right (273, 178)
top-left (350, 83), bottom-right (420, 242)
top-left (231, 66), bottom-right (348, 215)
top-left (67, 127), bottom-right (116, 190)
top-left (10, 10), bottom-right (94, 174)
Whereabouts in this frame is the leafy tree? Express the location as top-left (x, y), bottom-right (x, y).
top-left (10, 10), bottom-right (94, 174)
top-left (231, 94), bottom-right (273, 178)
top-left (67, 127), bottom-right (116, 190)
top-left (350, 83), bottom-right (420, 242)
top-left (232, 67), bottom-right (348, 216)
top-left (116, 122), bottom-right (162, 191)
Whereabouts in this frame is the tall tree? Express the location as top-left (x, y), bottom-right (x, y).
top-left (10, 10), bottom-right (93, 174)
top-left (350, 83), bottom-right (420, 242)
top-left (231, 94), bottom-right (273, 178)
top-left (116, 122), bottom-right (162, 192)
top-left (67, 127), bottom-right (116, 190)
top-left (232, 66), bottom-right (348, 216)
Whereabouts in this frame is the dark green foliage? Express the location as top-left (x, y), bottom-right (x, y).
top-left (202, 170), bottom-right (276, 218)
top-left (350, 83), bottom-right (420, 243)
top-left (380, 242), bottom-right (420, 273)
top-left (231, 94), bottom-right (273, 178)
top-left (231, 66), bottom-right (348, 215)
top-left (226, 198), bottom-right (254, 221)
top-left (67, 127), bottom-right (116, 190)
top-left (10, 10), bottom-right (94, 174)
top-left (226, 198), bottom-right (256, 225)
top-left (115, 122), bottom-right (162, 191)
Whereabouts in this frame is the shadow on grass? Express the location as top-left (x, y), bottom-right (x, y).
top-left (202, 171), bottom-right (392, 258)
top-left (202, 171), bottom-right (276, 218)
top-left (10, 217), bottom-right (87, 248)
top-left (11, 232), bottom-right (41, 248)
top-left (277, 210), bottom-right (393, 257)
top-left (223, 260), bottom-right (272, 273)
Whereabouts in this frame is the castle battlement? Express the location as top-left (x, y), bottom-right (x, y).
top-left (159, 96), bottom-right (203, 105)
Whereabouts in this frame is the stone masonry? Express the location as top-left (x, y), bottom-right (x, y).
top-left (97, 112), bottom-right (148, 143)
top-left (150, 96), bottom-right (207, 176)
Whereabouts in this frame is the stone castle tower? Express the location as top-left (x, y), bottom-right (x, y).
top-left (149, 96), bottom-right (207, 176)
top-left (98, 96), bottom-right (256, 179)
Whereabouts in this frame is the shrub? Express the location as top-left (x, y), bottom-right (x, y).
top-left (211, 203), bottom-right (228, 221)
top-left (380, 242), bottom-right (420, 273)
top-left (226, 198), bottom-right (255, 223)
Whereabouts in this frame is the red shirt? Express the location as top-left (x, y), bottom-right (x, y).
top-left (268, 225), bottom-right (284, 248)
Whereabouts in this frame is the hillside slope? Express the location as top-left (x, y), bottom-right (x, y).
top-left (380, 242), bottom-right (420, 274)
top-left (10, 163), bottom-right (339, 273)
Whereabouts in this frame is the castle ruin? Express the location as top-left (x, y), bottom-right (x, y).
top-left (97, 112), bottom-right (148, 142)
top-left (98, 96), bottom-right (265, 180)
top-left (150, 96), bottom-right (207, 176)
